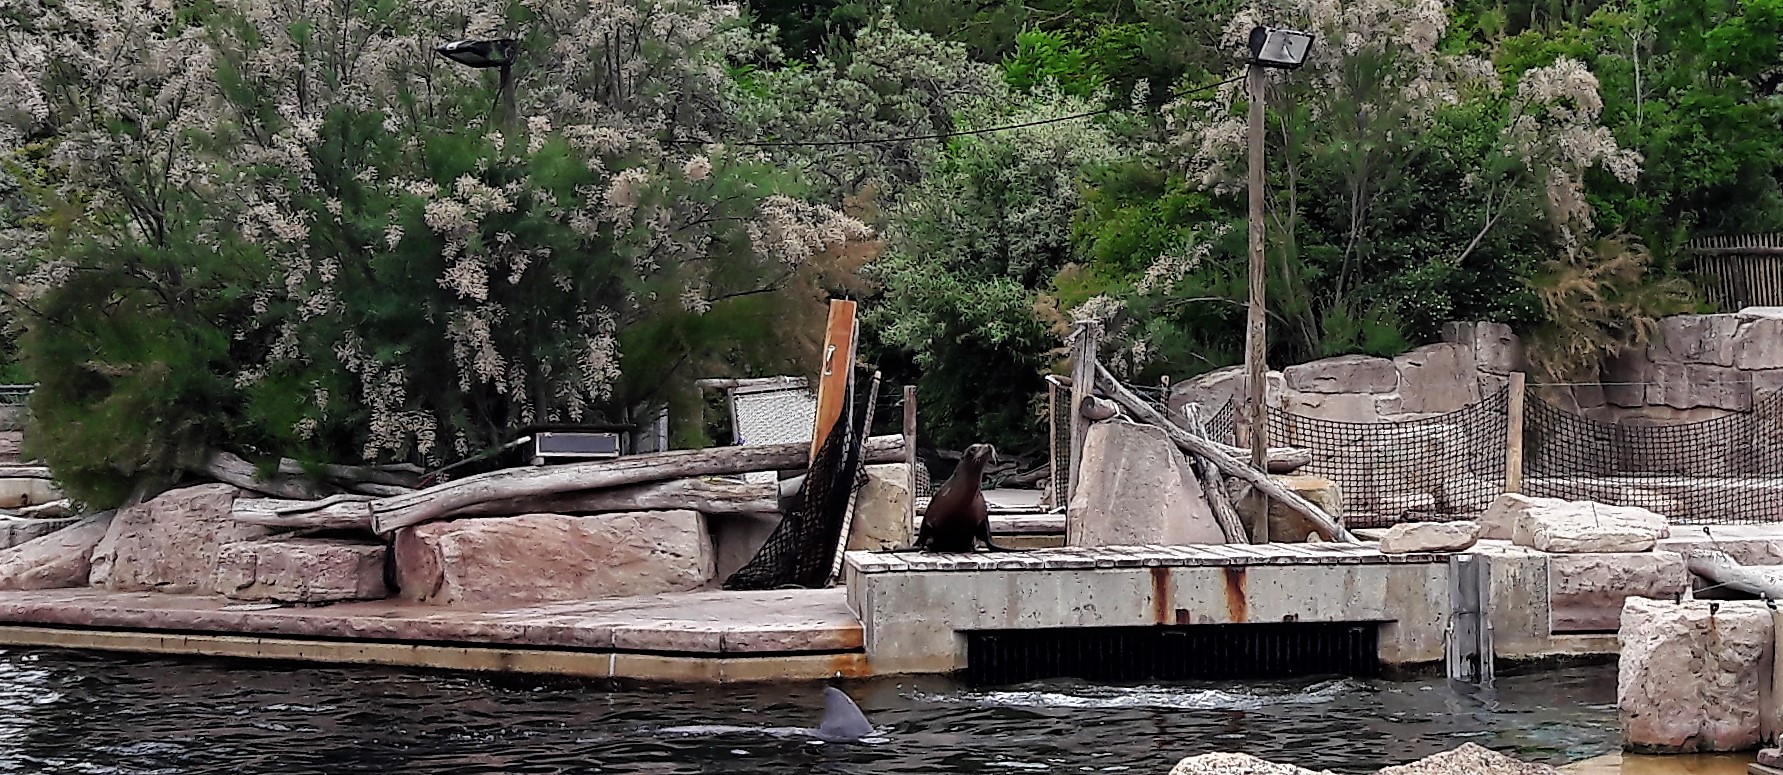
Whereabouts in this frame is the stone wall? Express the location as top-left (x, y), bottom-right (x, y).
top-left (1167, 323), bottom-right (1518, 425)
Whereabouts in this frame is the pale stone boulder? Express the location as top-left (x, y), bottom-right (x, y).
top-left (1282, 354), bottom-right (1399, 394)
top-left (1378, 521), bottom-right (1479, 554)
top-left (1278, 390), bottom-right (1383, 423)
top-left (1619, 597), bottom-right (1773, 753)
top-left (1167, 752), bottom-right (1332, 775)
top-left (88, 484), bottom-right (271, 593)
top-left (394, 511), bottom-right (715, 606)
top-left (1734, 314), bottom-right (1783, 370)
top-left (1651, 314), bottom-right (1741, 367)
top-left (0, 512), bottom-right (112, 590)
top-left (1653, 362), bottom-right (1751, 411)
top-left (0, 515), bottom-right (80, 549)
top-left (1443, 322), bottom-right (1525, 376)
top-left (1482, 493), bottom-right (1669, 548)
top-left (1375, 743), bottom-right (1559, 774)
top-left (1548, 551), bottom-right (1688, 633)
top-left (212, 538), bottom-right (389, 603)
top-left (1388, 344), bottom-right (1480, 414)
top-left (0, 477), bottom-right (61, 509)
top-left (847, 463), bottom-right (912, 552)
top-left (1232, 475), bottom-right (1344, 544)
top-left (1068, 421), bottom-right (1223, 546)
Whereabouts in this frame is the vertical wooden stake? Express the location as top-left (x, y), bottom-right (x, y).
top-left (903, 384), bottom-right (918, 536)
top-left (1067, 320), bottom-right (1102, 506)
top-left (1505, 371), bottom-right (1526, 494)
top-left (1244, 64), bottom-right (1271, 545)
top-left (809, 300), bottom-right (859, 465)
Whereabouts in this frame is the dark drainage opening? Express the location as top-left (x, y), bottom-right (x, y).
top-left (964, 622), bottom-right (1380, 686)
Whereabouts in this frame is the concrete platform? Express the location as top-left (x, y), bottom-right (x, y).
top-left (0, 588), bottom-right (868, 682)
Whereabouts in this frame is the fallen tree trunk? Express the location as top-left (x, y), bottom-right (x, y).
top-left (335, 435), bottom-right (905, 534)
top-left (233, 494), bottom-right (376, 530)
top-left (275, 458), bottom-right (421, 489)
top-left (0, 466), bottom-right (52, 480)
top-left (1095, 364), bottom-right (1357, 543)
top-left (201, 450), bottom-right (326, 500)
top-left (1685, 547), bottom-right (1783, 599)
top-left (452, 477), bottom-right (779, 518)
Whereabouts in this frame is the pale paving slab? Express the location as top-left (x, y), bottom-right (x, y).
top-left (0, 587), bottom-right (862, 655)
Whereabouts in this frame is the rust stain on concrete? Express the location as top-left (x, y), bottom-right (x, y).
top-left (1223, 567), bottom-right (1249, 622)
top-left (1149, 567), bottom-right (1171, 624)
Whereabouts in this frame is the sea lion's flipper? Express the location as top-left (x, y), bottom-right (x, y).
top-left (815, 687), bottom-right (874, 742)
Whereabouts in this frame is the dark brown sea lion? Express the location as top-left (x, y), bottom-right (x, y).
top-left (912, 443), bottom-right (1012, 553)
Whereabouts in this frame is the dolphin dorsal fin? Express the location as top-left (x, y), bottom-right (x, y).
top-left (815, 687), bottom-right (874, 741)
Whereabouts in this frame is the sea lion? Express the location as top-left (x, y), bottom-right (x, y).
top-left (913, 443), bottom-right (1011, 553)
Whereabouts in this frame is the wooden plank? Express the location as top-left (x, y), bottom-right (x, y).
top-left (1066, 321), bottom-right (1102, 507)
top-left (809, 300), bottom-right (859, 465)
top-left (1505, 372), bottom-right (1526, 494)
top-left (903, 385), bottom-right (918, 527)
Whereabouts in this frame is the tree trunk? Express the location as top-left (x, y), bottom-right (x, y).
top-left (1095, 364), bottom-right (1357, 543)
top-left (275, 458), bottom-right (421, 489)
top-left (201, 450), bottom-right (327, 500)
top-left (233, 494), bottom-right (375, 530)
top-left (331, 435), bottom-right (905, 534)
top-left (452, 477), bottom-right (779, 518)
top-left (1685, 547), bottom-right (1783, 599)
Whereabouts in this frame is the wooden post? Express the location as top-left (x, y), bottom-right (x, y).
top-left (1067, 320), bottom-right (1102, 505)
top-left (1446, 553), bottom-right (1494, 686)
top-left (1244, 63), bottom-right (1271, 544)
top-left (809, 300), bottom-right (859, 464)
top-left (1505, 371), bottom-right (1526, 494)
top-left (903, 384), bottom-right (918, 533)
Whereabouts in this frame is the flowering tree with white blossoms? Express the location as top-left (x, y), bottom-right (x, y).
top-left (1069, 0), bottom-right (1653, 378)
top-left (0, 0), bottom-right (867, 505)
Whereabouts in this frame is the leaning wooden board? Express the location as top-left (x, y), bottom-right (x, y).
top-left (808, 300), bottom-right (859, 465)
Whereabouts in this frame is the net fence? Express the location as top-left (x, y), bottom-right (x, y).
top-left (1524, 390), bottom-right (1783, 524)
top-left (723, 370), bottom-right (871, 590)
top-left (1267, 388), bottom-right (1511, 529)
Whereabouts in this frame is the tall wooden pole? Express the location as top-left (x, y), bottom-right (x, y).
top-left (1244, 64), bottom-right (1271, 543)
top-left (1505, 372), bottom-right (1526, 494)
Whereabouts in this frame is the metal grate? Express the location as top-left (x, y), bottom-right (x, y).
top-left (730, 380), bottom-right (817, 485)
top-left (964, 623), bottom-right (1381, 686)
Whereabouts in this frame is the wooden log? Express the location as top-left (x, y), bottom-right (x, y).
top-left (903, 385), bottom-right (918, 528)
top-left (346, 482), bottom-right (413, 498)
top-left (275, 458), bottom-right (421, 489)
top-left (1095, 363), bottom-right (1358, 543)
top-left (233, 495), bottom-right (375, 530)
top-left (452, 477), bottom-right (779, 518)
top-left (1067, 321), bottom-right (1102, 503)
top-left (201, 450), bottom-right (325, 500)
top-left (362, 435), bottom-right (906, 535)
top-left (1181, 401), bottom-right (1247, 544)
top-left (1686, 547), bottom-right (1783, 599)
top-left (0, 466), bottom-right (52, 480)
top-left (1505, 371), bottom-right (1526, 493)
top-left (1079, 395), bottom-right (1121, 421)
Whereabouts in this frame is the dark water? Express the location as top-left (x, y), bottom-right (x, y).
top-left (0, 649), bottom-right (1618, 774)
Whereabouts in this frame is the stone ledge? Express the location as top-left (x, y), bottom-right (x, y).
top-left (0, 587), bottom-right (862, 655)
top-left (846, 543), bottom-right (1448, 574)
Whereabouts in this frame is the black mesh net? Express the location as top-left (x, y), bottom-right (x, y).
top-left (1524, 390), bottom-right (1783, 524)
top-left (1205, 399), bottom-right (1238, 445)
top-left (723, 371), bottom-right (871, 590)
top-left (1266, 388), bottom-right (1511, 529)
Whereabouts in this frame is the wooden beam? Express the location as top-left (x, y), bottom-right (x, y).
top-left (1505, 371), bottom-right (1526, 494)
top-left (1096, 363), bottom-right (1358, 543)
top-left (694, 377), bottom-right (808, 390)
top-left (1066, 320), bottom-right (1102, 504)
top-left (903, 385), bottom-right (918, 528)
top-left (809, 300), bottom-right (859, 465)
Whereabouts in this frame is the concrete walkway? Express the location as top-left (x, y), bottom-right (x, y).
top-left (0, 588), bottom-right (867, 682)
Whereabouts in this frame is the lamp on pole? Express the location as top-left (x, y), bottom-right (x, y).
top-left (1242, 25), bottom-right (1313, 543)
top-left (436, 38), bottom-right (518, 128)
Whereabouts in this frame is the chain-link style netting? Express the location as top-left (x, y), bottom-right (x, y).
top-left (731, 381), bottom-right (817, 485)
top-left (1524, 390), bottom-right (1783, 524)
top-left (1204, 400), bottom-right (1238, 446)
top-left (723, 372), bottom-right (870, 590)
top-left (1267, 388), bottom-right (1510, 529)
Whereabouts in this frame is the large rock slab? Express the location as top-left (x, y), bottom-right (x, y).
top-left (0, 477), bottom-right (61, 509)
top-left (847, 463), bottom-right (912, 551)
top-left (1733, 314), bottom-right (1783, 370)
top-left (1619, 597), bottom-right (1773, 753)
top-left (212, 538), bottom-right (389, 603)
top-left (1652, 362), bottom-right (1751, 411)
top-left (1278, 390), bottom-right (1384, 423)
top-left (1240, 474), bottom-right (1344, 544)
top-left (1376, 743), bottom-right (1559, 774)
top-left (1549, 551), bottom-right (1688, 633)
top-left (1282, 354), bottom-right (1399, 394)
top-left (0, 515), bottom-right (81, 549)
top-left (1378, 521), bottom-right (1479, 554)
top-left (1167, 753), bottom-right (1331, 775)
top-left (1068, 421), bottom-right (1223, 546)
top-left (88, 484), bottom-right (271, 593)
top-left (1651, 314), bottom-right (1741, 367)
top-left (0, 512), bottom-right (113, 590)
top-left (1485, 493), bottom-right (1669, 551)
top-left (1388, 344), bottom-right (1480, 414)
top-left (394, 511), bottom-right (715, 607)
top-left (1444, 322), bottom-right (1524, 376)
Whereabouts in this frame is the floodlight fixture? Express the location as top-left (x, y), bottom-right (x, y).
top-left (1246, 26), bottom-right (1314, 69)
